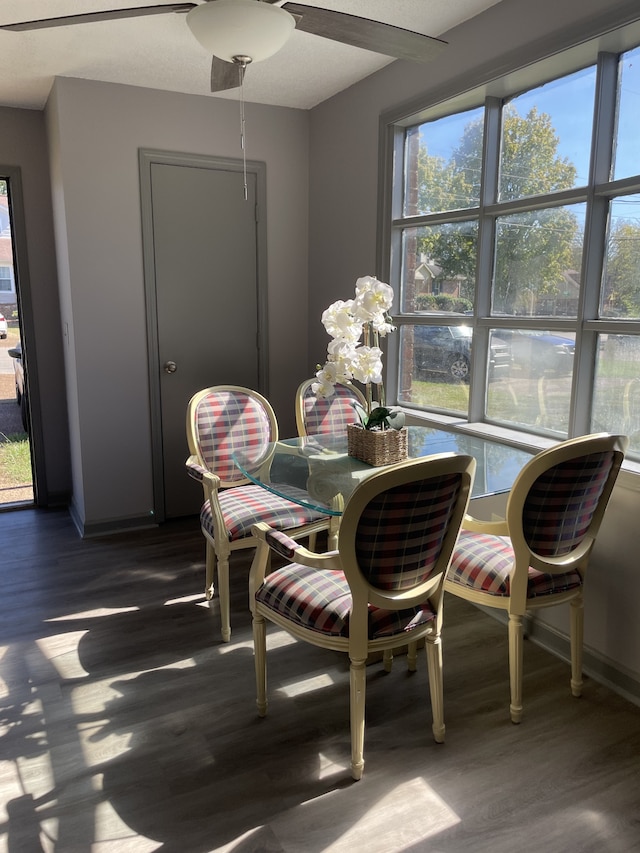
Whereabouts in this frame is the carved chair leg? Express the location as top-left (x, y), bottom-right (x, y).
top-left (217, 556), bottom-right (231, 643)
top-left (508, 613), bottom-right (524, 723)
top-left (253, 611), bottom-right (268, 717)
top-left (425, 634), bottom-right (445, 743)
top-left (570, 595), bottom-right (584, 697)
top-left (204, 540), bottom-right (216, 600)
top-left (407, 641), bottom-right (418, 672)
top-left (349, 657), bottom-right (367, 781)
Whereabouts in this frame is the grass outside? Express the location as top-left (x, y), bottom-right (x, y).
top-left (3, 325), bottom-right (20, 348)
top-left (405, 371), bottom-right (571, 431)
top-left (0, 432), bottom-right (31, 487)
top-left (0, 321), bottom-right (32, 494)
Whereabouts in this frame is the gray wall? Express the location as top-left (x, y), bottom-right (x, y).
top-left (45, 77), bottom-right (312, 532)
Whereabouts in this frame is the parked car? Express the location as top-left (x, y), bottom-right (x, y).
top-left (8, 341), bottom-right (28, 432)
top-left (413, 325), bottom-right (511, 381)
top-left (500, 329), bottom-right (575, 374)
top-left (0, 312), bottom-right (7, 339)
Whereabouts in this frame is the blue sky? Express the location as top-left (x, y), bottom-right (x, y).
top-left (418, 45), bottom-right (640, 224)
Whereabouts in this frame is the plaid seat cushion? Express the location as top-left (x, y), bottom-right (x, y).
top-left (256, 563), bottom-right (436, 639)
top-left (448, 530), bottom-right (582, 598)
top-left (201, 485), bottom-right (327, 541)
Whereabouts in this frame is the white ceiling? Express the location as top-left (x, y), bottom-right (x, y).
top-left (0, 0), bottom-right (503, 111)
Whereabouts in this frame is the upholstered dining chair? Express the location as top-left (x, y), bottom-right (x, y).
top-left (249, 452), bottom-right (476, 780)
top-left (186, 386), bottom-right (331, 643)
top-left (295, 378), bottom-right (367, 437)
top-left (446, 432), bottom-right (628, 724)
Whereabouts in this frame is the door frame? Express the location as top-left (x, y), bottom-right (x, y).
top-left (1, 165), bottom-right (45, 505)
top-left (139, 149), bottom-right (269, 522)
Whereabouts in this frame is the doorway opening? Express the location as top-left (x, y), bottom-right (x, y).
top-left (0, 177), bottom-right (33, 508)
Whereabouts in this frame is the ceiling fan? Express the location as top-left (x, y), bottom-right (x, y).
top-left (0, 1), bottom-right (448, 93)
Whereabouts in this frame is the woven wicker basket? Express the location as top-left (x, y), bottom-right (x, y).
top-left (347, 424), bottom-right (408, 467)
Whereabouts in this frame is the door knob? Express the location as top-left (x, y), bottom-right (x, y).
top-left (163, 361), bottom-right (177, 374)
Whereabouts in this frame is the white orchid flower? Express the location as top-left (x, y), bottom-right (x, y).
top-left (312, 355), bottom-right (354, 397)
top-left (321, 300), bottom-right (360, 342)
top-left (316, 277), bottom-right (396, 418)
top-left (312, 362), bottom-right (339, 397)
top-left (350, 346), bottom-right (384, 386)
top-left (352, 277), bottom-right (394, 324)
top-left (371, 315), bottom-right (396, 337)
top-left (327, 338), bottom-right (357, 359)
top-left (311, 375), bottom-right (336, 398)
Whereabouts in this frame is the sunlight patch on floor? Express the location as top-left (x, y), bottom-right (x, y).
top-left (218, 638), bottom-right (254, 654)
top-left (316, 751), bottom-right (349, 780)
top-left (337, 777), bottom-right (461, 847)
top-left (36, 632), bottom-right (90, 679)
top-left (45, 606), bottom-right (139, 622)
top-left (277, 668), bottom-right (346, 699)
top-left (271, 776), bottom-right (461, 852)
top-left (92, 787), bottom-right (159, 849)
top-left (164, 593), bottom-right (206, 606)
top-left (266, 629), bottom-right (298, 650)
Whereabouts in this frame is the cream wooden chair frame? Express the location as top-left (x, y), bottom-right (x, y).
top-left (249, 452), bottom-right (476, 780)
top-left (186, 385), bottom-right (331, 642)
top-left (445, 432), bottom-right (628, 723)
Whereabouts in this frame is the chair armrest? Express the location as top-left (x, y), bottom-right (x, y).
top-left (249, 522), bottom-right (342, 613)
top-left (251, 522), bottom-right (341, 569)
top-left (462, 513), bottom-right (509, 535)
top-left (185, 455), bottom-right (220, 498)
top-left (186, 455), bottom-right (207, 481)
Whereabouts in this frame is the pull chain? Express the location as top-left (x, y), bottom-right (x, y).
top-left (235, 56), bottom-right (252, 201)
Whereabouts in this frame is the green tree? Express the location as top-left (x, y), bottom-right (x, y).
top-left (604, 221), bottom-right (640, 316)
top-left (416, 106), bottom-right (580, 314)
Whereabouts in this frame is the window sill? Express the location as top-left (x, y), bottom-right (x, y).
top-left (400, 408), bottom-right (640, 490)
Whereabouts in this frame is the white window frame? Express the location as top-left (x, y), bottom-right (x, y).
top-left (379, 16), bottom-right (640, 460)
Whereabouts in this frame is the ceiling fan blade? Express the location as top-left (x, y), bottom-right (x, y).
top-left (211, 56), bottom-right (242, 93)
top-left (0, 4), bottom-right (196, 32)
top-left (281, 3), bottom-right (447, 63)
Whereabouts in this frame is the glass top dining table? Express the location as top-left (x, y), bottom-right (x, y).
top-left (232, 425), bottom-right (535, 517)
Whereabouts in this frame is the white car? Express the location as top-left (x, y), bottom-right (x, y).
top-left (0, 312), bottom-right (7, 339)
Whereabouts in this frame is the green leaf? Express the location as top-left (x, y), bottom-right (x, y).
top-left (352, 402), bottom-right (369, 428)
top-left (364, 406), bottom-right (391, 430)
top-left (386, 409), bottom-right (405, 430)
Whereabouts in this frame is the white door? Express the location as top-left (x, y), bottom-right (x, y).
top-left (141, 152), bottom-right (267, 520)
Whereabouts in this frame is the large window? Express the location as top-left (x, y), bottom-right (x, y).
top-left (386, 42), bottom-right (640, 460)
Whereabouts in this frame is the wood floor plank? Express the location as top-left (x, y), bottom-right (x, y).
top-left (0, 507), bottom-right (639, 852)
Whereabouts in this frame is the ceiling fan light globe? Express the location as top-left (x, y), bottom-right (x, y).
top-left (186, 0), bottom-right (295, 64)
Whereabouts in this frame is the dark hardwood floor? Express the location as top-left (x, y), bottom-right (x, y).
top-left (1, 507), bottom-right (639, 853)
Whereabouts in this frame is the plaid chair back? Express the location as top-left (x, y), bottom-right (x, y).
top-left (301, 383), bottom-right (363, 436)
top-left (193, 389), bottom-right (273, 484)
top-left (354, 472), bottom-right (463, 591)
top-left (522, 450), bottom-right (615, 557)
